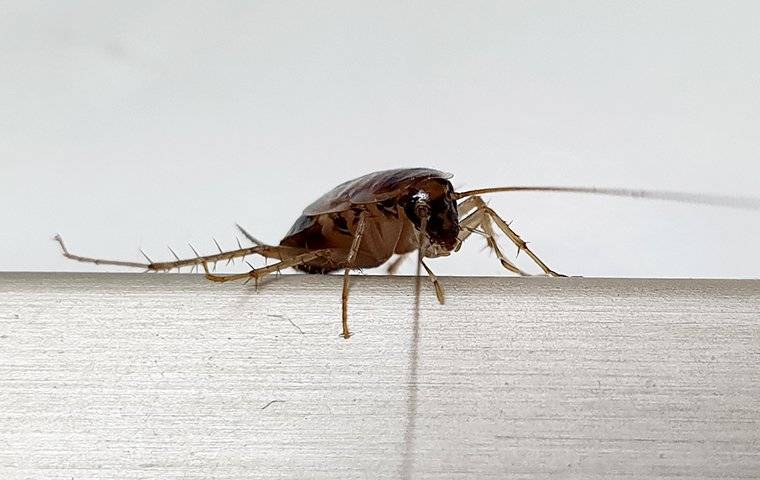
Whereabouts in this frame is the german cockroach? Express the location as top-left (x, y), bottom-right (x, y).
top-left (55, 167), bottom-right (759, 338)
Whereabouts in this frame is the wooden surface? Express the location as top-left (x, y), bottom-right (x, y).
top-left (1, 273), bottom-right (759, 479)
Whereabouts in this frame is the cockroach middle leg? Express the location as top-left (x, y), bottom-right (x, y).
top-left (341, 210), bottom-right (369, 339)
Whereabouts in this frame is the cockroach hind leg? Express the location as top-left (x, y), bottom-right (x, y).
top-left (53, 234), bottom-right (68, 254)
top-left (53, 234), bottom-right (151, 270)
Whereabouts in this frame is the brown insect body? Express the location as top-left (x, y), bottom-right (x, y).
top-left (55, 167), bottom-right (759, 338)
top-left (280, 168), bottom-right (460, 274)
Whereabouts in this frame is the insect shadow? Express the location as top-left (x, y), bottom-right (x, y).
top-left (55, 168), bottom-right (759, 338)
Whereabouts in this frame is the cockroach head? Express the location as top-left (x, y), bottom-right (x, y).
top-left (401, 178), bottom-right (460, 252)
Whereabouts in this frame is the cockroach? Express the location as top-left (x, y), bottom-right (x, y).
top-left (55, 167), bottom-right (759, 338)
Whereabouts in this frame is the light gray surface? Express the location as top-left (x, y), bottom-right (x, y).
top-left (1, 273), bottom-right (759, 479)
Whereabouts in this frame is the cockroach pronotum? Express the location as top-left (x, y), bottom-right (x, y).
top-left (55, 167), bottom-right (759, 338)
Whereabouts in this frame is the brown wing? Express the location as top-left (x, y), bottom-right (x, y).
top-left (302, 168), bottom-right (453, 215)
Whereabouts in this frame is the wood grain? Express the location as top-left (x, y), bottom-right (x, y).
top-left (1, 273), bottom-right (759, 479)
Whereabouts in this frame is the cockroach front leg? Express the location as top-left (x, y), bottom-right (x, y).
top-left (455, 196), bottom-right (565, 277)
top-left (484, 205), bottom-right (565, 277)
top-left (454, 202), bottom-right (530, 276)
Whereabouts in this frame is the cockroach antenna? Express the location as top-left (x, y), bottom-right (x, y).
top-left (453, 185), bottom-right (760, 210)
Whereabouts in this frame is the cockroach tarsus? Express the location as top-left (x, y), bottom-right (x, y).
top-left (55, 167), bottom-right (759, 339)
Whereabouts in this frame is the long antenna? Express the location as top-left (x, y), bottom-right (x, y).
top-left (453, 186), bottom-right (760, 210)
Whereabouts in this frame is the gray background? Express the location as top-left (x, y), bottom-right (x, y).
top-left (2, 1), bottom-right (759, 277)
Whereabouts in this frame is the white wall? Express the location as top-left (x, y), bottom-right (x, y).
top-left (2, 1), bottom-right (759, 277)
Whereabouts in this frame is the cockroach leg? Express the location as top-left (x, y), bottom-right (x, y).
top-left (54, 234), bottom-right (150, 270)
top-left (479, 209), bottom-right (532, 276)
top-left (420, 260), bottom-right (445, 304)
top-left (456, 195), bottom-right (481, 217)
top-left (453, 208), bottom-right (482, 249)
top-left (54, 234), bottom-right (307, 273)
top-left (202, 248), bottom-right (338, 284)
top-left (386, 254), bottom-right (408, 275)
top-left (470, 196), bottom-right (565, 277)
top-left (453, 203), bottom-right (531, 276)
top-left (341, 210), bottom-right (369, 339)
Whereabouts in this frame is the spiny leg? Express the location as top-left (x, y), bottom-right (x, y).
top-left (454, 204), bottom-right (530, 276)
top-left (466, 195), bottom-right (564, 277)
top-left (54, 234), bottom-right (151, 270)
top-left (420, 260), bottom-right (445, 304)
top-left (454, 207), bottom-right (484, 248)
top-left (456, 195), bottom-right (481, 217)
top-left (487, 209), bottom-right (564, 277)
top-left (454, 195), bottom-right (490, 246)
top-left (54, 234), bottom-right (306, 273)
top-left (341, 210), bottom-right (369, 339)
top-left (386, 254), bottom-right (408, 275)
top-left (202, 248), bottom-right (340, 284)
top-left (479, 211), bottom-right (532, 276)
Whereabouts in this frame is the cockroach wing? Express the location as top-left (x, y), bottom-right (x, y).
top-left (302, 168), bottom-right (453, 215)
